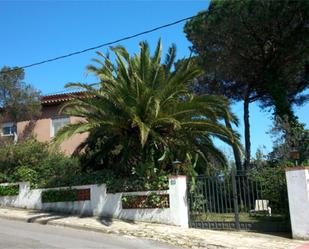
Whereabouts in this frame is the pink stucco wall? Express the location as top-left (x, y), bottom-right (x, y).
top-left (16, 104), bottom-right (87, 155)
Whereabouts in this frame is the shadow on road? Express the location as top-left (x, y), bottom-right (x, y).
top-left (27, 210), bottom-right (71, 225)
top-left (97, 216), bottom-right (136, 227)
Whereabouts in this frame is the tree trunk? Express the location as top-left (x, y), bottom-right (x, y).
top-left (244, 89), bottom-right (251, 170)
top-left (225, 118), bottom-right (242, 171)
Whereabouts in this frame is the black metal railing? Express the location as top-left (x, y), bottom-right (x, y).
top-left (188, 171), bottom-right (290, 232)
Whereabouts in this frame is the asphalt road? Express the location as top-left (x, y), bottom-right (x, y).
top-left (0, 218), bottom-right (183, 249)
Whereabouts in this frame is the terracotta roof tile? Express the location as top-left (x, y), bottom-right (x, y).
top-left (41, 91), bottom-right (85, 105)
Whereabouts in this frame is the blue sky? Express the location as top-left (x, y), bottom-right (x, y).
top-left (0, 1), bottom-right (308, 157)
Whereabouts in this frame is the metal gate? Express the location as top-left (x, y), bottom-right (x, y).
top-left (188, 171), bottom-right (290, 232)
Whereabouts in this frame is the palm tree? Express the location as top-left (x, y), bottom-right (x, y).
top-left (54, 40), bottom-right (240, 176)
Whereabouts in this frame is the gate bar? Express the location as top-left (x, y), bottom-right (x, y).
top-left (232, 170), bottom-right (240, 230)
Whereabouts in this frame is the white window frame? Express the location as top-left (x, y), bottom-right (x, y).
top-left (1, 122), bottom-right (16, 137)
top-left (50, 116), bottom-right (70, 138)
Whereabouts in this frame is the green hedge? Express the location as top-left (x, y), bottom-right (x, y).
top-left (0, 185), bottom-right (19, 196)
top-left (107, 176), bottom-right (169, 193)
top-left (47, 170), bottom-right (169, 193)
top-left (122, 193), bottom-right (169, 209)
top-left (41, 189), bottom-right (78, 203)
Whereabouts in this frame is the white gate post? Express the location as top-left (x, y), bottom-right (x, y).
top-left (169, 175), bottom-right (189, 228)
top-left (285, 167), bottom-right (309, 239)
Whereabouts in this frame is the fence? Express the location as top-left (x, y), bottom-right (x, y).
top-left (188, 171), bottom-right (290, 232)
top-left (0, 175), bottom-right (189, 227)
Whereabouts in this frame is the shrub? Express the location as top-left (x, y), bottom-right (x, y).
top-left (250, 163), bottom-right (289, 215)
top-left (122, 193), bottom-right (169, 209)
top-left (0, 138), bottom-right (81, 188)
top-left (13, 166), bottom-right (38, 185)
top-left (45, 169), bottom-right (169, 193)
top-left (0, 138), bottom-right (169, 192)
top-left (38, 153), bottom-right (81, 188)
top-left (0, 185), bottom-right (19, 196)
top-left (0, 172), bottom-right (12, 184)
top-left (106, 175), bottom-right (169, 193)
top-left (41, 189), bottom-right (78, 203)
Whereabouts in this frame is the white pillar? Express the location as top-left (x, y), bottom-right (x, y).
top-left (91, 184), bottom-right (107, 216)
top-left (169, 175), bottom-right (189, 228)
top-left (19, 182), bottom-right (31, 195)
top-left (286, 167), bottom-right (309, 239)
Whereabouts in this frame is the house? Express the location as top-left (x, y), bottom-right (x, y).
top-left (0, 92), bottom-right (87, 155)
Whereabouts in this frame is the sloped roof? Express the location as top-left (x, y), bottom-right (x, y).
top-left (41, 91), bottom-right (85, 105)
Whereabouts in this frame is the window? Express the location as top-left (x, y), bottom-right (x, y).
top-left (51, 117), bottom-right (70, 137)
top-left (1, 123), bottom-right (16, 136)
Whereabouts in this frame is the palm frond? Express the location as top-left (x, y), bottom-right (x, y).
top-left (52, 39), bottom-right (241, 174)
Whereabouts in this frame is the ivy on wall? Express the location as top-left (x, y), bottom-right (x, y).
top-left (0, 185), bottom-right (19, 196)
top-left (122, 193), bottom-right (169, 209)
top-left (42, 189), bottom-right (78, 203)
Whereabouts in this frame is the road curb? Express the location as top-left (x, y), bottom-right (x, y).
top-left (0, 213), bottom-right (29, 223)
top-left (0, 212), bottom-right (124, 235)
top-left (0, 211), bottom-right (205, 249)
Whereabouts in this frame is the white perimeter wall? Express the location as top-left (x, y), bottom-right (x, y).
top-left (0, 176), bottom-right (189, 228)
top-left (286, 167), bottom-right (309, 239)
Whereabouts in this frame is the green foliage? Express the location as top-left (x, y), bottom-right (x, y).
top-left (106, 175), bottom-right (169, 193)
top-left (184, 0), bottom-right (309, 169)
top-left (250, 164), bottom-right (289, 215)
top-left (251, 149), bottom-right (290, 215)
top-left (185, 0), bottom-right (309, 121)
top-left (0, 66), bottom-right (41, 123)
top-left (189, 192), bottom-right (208, 214)
top-left (250, 119), bottom-right (309, 216)
top-left (0, 138), bottom-right (81, 188)
top-left (268, 116), bottom-right (309, 165)
top-left (0, 137), bottom-right (169, 192)
top-left (0, 172), bottom-right (12, 183)
top-left (41, 189), bottom-right (78, 203)
top-left (53, 40), bottom-right (240, 177)
top-left (13, 166), bottom-right (38, 185)
top-left (122, 193), bottom-right (169, 209)
top-left (50, 169), bottom-right (169, 193)
top-left (0, 185), bottom-right (19, 196)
